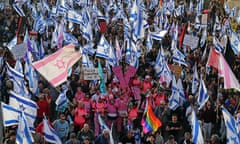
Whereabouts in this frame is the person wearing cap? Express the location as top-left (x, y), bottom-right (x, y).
top-left (65, 132), bottom-right (80, 144)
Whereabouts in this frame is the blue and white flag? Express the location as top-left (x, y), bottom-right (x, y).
top-left (41, 0), bottom-right (50, 14)
top-left (237, 10), bottom-right (240, 24)
top-left (189, 0), bottom-right (194, 13)
top-left (150, 30), bottom-right (168, 41)
top-left (1, 102), bottom-right (36, 132)
top-left (98, 114), bottom-right (109, 132)
top-left (6, 63), bottom-right (30, 98)
top-left (65, 9), bottom-right (83, 25)
top-left (51, 23), bottom-right (58, 48)
top-left (15, 60), bottom-right (23, 74)
top-left (108, 45), bottom-right (117, 67)
top-left (197, 78), bottom-right (209, 110)
top-left (39, 39), bottom-right (45, 59)
top-left (129, 0), bottom-right (138, 22)
top-left (24, 52), bottom-right (39, 95)
top-left (9, 90), bottom-right (38, 129)
top-left (192, 64), bottom-right (199, 95)
top-left (173, 48), bottom-right (188, 66)
top-left (146, 32), bottom-right (153, 52)
top-left (24, 29), bottom-right (33, 53)
top-left (230, 32), bottom-right (240, 55)
top-left (83, 43), bottom-right (96, 56)
top-left (155, 47), bottom-right (165, 77)
top-left (196, 0), bottom-right (203, 16)
top-left (81, 18), bottom-right (93, 42)
top-left (159, 62), bottom-right (173, 87)
top-left (200, 27), bottom-right (207, 47)
top-left (224, 1), bottom-right (231, 15)
top-left (177, 78), bottom-right (186, 105)
top-left (63, 32), bottom-right (78, 44)
top-left (96, 35), bottom-right (110, 59)
top-left (7, 36), bottom-right (17, 50)
top-left (55, 89), bottom-right (68, 109)
top-left (213, 36), bottom-right (224, 52)
top-left (16, 112), bottom-right (34, 144)
top-left (132, 7), bottom-right (146, 41)
top-left (221, 106), bottom-right (240, 144)
top-left (13, 3), bottom-right (25, 17)
top-left (82, 52), bottom-right (91, 67)
top-left (194, 16), bottom-right (201, 31)
top-left (214, 15), bottom-right (221, 31)
top-left (43, 115), bottom-right (62, 144)
top-left (34, 15), bottom-right (46, 34)
top-left (168, 76), bottom-right (180, 110)
top-left (191, 110), bottom-right (204, 144)
top-left (229, 7), bottom-right (237, 18)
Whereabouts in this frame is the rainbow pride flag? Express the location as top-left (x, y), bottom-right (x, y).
top-left (141, 104), bottom-right (162, 133)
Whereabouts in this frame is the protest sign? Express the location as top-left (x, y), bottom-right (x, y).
top-left (183, 34), bottom-right (199, 49)
top-left (10, 43), bottom-right (27, 59)
top-left (83, 68), bottom-right (100, 80)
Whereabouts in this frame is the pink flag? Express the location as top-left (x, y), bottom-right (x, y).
top-left (112, 66), bottom-right (127, 89)
top-left (33, 44), bottom-right (81, 87)
top-left (124, 66), bottom-right (137, 84)
top-left (57, 21), bottom-right (64, 49)
top-left (207, 48), bottom-right (240, 90)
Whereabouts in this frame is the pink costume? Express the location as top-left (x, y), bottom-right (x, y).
top-left (106, 99), bottom-right (118, 128)
top-left (115, 96), bottom-right (128, 132)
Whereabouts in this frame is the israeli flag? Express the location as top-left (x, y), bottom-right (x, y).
top-left (39, 39), bottom-right (45, 59)
top-left (214, 15), bottom-right (221, 31)
top-left (213, 36), bottom-right (224, 52)
top-left (108, 45), bottom-right (117, 67)
top-left (82, 52), bottom-right (91, 67)
top-left (34, 15), bottom-right (46, 34)
top-left (43, 115), bottom-right (62, 144)
top-left (24, 52), bottom-right (39, 95)
top-left (98, 114), bottom-right (109, 131)
top-left (194, 16), bottom-right (201, 31)
top-left (221, 106), bottom-right (240, 144)
top-left (155, 48), bottom-right (165, 77)
top-left (30, 4), bottom-right (38, 20)
top-left (15, 60), bottom-right (23, 74)
top-left (63, 32), bottom-right (78, 44)
top-left (16, 112), bottom-right (34, 144)
top-left (192, 64), bottom-right (199, 95)
top-left (55, 89), bottom-right (68, 109)
top-left (96, 35), bottom-right (110, 59)
top-left (189, 0), bottom-right (194, 13)
top-left (146, 32), bottom-right (153, 52)
top-left (13, 3), bottom-right (25, 17)
top-left (7, 36), bottom-right (17, 50)
top-left (177, 78), bottom-right (186, 105)
top-left (229, 7), bottom-right (237, 18)
top-left (9, 90), bottom-right (38, 119)
top-left (230, 32), bottom-right (240, 55)
top-left (81, 18), bottom-right (93, 42)
top-left (200, 27), bottom-right (207, 47)
top-left (168, 76), bottom-right (180, 110)
top-left (1, 102), bottom-right (36, 132)
top-left (24, 29), bottom-right (33, 53)
top-left (83, 43), bottom-right (96, 56)
top-left (6, 63), bottom-right (29, 98)
top-left (129, 0), bottom-right (138, 22)
top-left (41, 0), bottom-right (50, 14)
top-left (150, 30), bottom-right (168, 41)
top-left (173, 48), bottom-right (188, 66)
top-left (65, 9), bottom-right (83, 25)
top-left (197, 78), bottom-right (209, 110)
top-left (224, 1), bottom-right (231, 15)
top-left (191, 110), bottom-right (204, 144)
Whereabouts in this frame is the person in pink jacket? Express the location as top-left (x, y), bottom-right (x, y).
top-left (115, 92), bottom-right (129, 133)
top-left (74, 102), bottom-right (88, 131)
top-left (106, 96), bottom-right (118, 128)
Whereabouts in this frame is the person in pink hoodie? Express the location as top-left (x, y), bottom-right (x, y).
top-left (106, 95), bottom-right (118, 128)
top-left (141, 75), bottom-right (152, 94)
top-left (74, 102), bottom-right (88, 131)
top-left (74, 86), bottom-right (86, 102)
top-left (115, 92), bottom-right (129, 133)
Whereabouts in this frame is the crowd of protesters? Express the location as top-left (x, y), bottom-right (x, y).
top-left (0, 0), bottom-right (240, 144)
